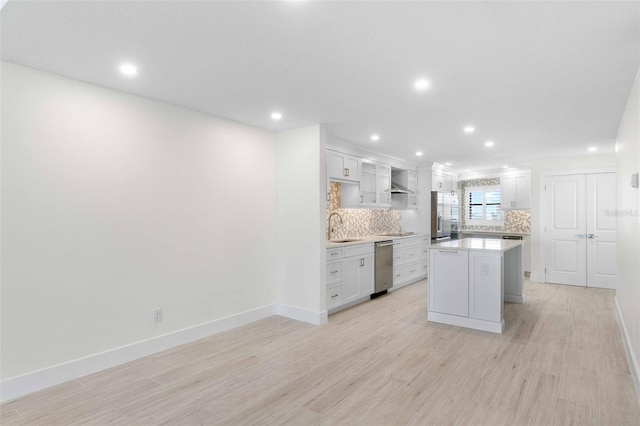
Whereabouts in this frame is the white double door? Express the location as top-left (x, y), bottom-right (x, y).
top-left (545, 173), bottom-right (616, 289)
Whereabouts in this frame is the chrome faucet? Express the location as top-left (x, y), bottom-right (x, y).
top-left (327, 212), bottom-right (343, 240)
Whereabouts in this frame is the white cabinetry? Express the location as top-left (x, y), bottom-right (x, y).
top-left (342, 161), bottom-right (391, 209)
top-left (501, 174), bottom-right (530, 209)
top-left (328, 150), bottom-right (360, 183)
top-left (391, 169), bottom-right (418, 210)
top-left (326, 243), bottom-right (375, 313)
top-left (429, 249), bottom-right (469, 317)
top-left (392, 235), bottom-right (429, 289)
top-left (428, 240), bottom-right (523, 333)
top-left (468, 251), bottom-right (502, 322)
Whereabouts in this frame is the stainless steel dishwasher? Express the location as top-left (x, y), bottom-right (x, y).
top-left (374, 240), bottom-right (394, 294)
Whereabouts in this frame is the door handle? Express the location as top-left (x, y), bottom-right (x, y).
top-left (575, 233), bottom-right (586, 239)
top-left (587, 234), bottom-right (598, 239)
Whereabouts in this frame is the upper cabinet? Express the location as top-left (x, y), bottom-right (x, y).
top-left (501, 174), bottom-right (531, 209)
top-left (432, 172), bottom-right (455, 194)
top-left (391, 169), bottom-right (418, 210)
top-left (328, 150), bottom-right (360, 182)
top-left (343, 160), bottom-right (391, 209)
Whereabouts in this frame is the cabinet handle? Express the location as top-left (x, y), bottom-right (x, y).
top-left (330, 252), bottom-right (338, 256)
top-left (409, 269), bottom-right (416, 273)
top-left (360, 258), bottom-right (364, 267)
top-left (330, 270), bottom-right (339, 274)
top-left (326, 193), bottom-right (330, 201)
top-left (438, 250), bottom-right (459, 254)
top-left (346, 168), bottom-right (350, 177)
top-left (360, 195), bottom-right (363, 203)
top-left (409, 253), bottom-right (415, 257)
top-left (331, 294), bottom-right (339, 298)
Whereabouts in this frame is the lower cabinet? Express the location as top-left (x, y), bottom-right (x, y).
top-left (429, 249), bottom-right (469, 317)
top-left (345, 254), bottom-right (374, 301)
top-left (392, 235), bottom-right (429, 289)
top-left (326, 243), bottom-right (374, 312)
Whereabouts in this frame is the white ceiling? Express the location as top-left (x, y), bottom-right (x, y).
top-left (2, 1), bottom-right (639, 171)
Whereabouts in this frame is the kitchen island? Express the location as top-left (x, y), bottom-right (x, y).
top-left (428, 238), bottom-right (523, 333)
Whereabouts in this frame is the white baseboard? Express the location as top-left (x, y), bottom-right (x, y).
top-left (529, 273), bottom-right (544, 282)
top-left (427, 311), bottom-right (504, 334)
top-left (615, 297), bottom-right (640, 405)
top-left (504, 294), bottom-right (524, 304)
top-left (0, 302), bottom-right (328, 402)
top-left (276, 303), bottom-right (328, 325)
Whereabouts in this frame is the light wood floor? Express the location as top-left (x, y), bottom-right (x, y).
top-left (2, 278), bottom-right (639, 425)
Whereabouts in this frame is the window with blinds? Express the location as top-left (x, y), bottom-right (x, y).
top-left (466, 186), bottom-right (503, 225)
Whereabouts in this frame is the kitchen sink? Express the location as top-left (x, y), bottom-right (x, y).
top-left (329, 239), bottom-right (363, 243)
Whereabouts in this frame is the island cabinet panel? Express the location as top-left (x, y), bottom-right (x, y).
top-left (429, 249), bottom-right (469, 317)
top-left (503, 245), bottom-right (524, 303)
top-left (469, 252), bottom-right (503, 322)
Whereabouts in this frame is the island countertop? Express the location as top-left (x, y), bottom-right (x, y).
top-left (430, 237), bottom-right (522, 252)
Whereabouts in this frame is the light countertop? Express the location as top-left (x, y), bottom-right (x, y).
top-left (326, 233), bottom-right (428, 249)
top-left (458, 230), bottom-right (530, 236)
top-left (430, 237), bottom-right (522, 252)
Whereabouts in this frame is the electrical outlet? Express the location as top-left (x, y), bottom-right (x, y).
top-left (480, 263), bottom-right (489, 275)
top-left (153, 308), bottom-right (163, 323)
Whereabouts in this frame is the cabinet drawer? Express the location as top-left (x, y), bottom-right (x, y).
top-left (404, 260), bottom-right (424, 282)
top-left (405, 246), bottom-right (421, 261)
top-left (327, 285), bottom-right (344, 309)
top-left (394, 247), bottom-right (408, 265)
top-left (346, 243), bottom-right (374, 257)
top-left (402, 236), bottom-right (423, 247)
top-left (420, 243), bottom-right (430, 259)
top-left (393, 268), bottom-right (404, 285)
top-left (326, 247), bottom-right (345, 259)
top-left (326, 260), bottom-right (344, 285)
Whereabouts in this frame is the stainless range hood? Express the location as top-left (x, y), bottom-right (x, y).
top-left (390, 182), bottom-right (413, 194)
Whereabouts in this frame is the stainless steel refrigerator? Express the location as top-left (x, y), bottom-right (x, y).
top-left (431, 191), bottom-right (451, 241)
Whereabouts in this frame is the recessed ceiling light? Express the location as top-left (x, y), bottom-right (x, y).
top-left (271, 112), bottom-right (283, 120)
top-left (463, 126), bottom-right (475, 134)
top-left (414, 79), bottom-right (430, 91)
top-left (588, 146), bottom-right (597, 152)
top-left (484, 141), bottom-right (495, 147)
top-left (416, 151), bottom-right (423, 157)
top-left (503, 165), bottom-right (509, 169)
top-left (370, 134), bottom-right (380, 141)
top-left (445, 162), bottom-right (452, 166)
top-left (119, 63), bottom-right (138, 77)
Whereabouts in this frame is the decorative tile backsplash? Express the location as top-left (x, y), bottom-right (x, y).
top-left (459, 178), bottom-right (531, 234)
top-left (326, 182), bottom-right (401, 239)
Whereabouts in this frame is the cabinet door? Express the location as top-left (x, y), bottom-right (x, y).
top-left (360, 161), bottom-right (377, 205)
top-left (407, 195), bottom-right (417, 209)
top-left (344, 257), bottom-right (361, 302)
top-left (345, 255), bottom-right (374, 301)
top-left (359, 254), bottom-right (375, 296)
top-left (408, 170), bottom-right (418, 192)
top-left (377, 164), bottom-right (392, 207)
top-left (432, 173), bottom-right (442, 190)
top-left (429, 249), bottom-right (469, 316)
top-left (468, 251), bottom-right (502, 322)
top-left (515, 174), bottom-right (530, 209)
top-left (500, 176), bottom-right (516, 209)
top-left (328, 151), bottom-right (360, 182)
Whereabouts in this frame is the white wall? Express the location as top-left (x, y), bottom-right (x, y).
top-left (614, 67), bottom-right (640, 395)
top-left (529, 153), bottom-right (616, 281)
top-left (1, 63), bottom-right (278, 381)
top-left (276, 125), bottom-right (327, 323)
